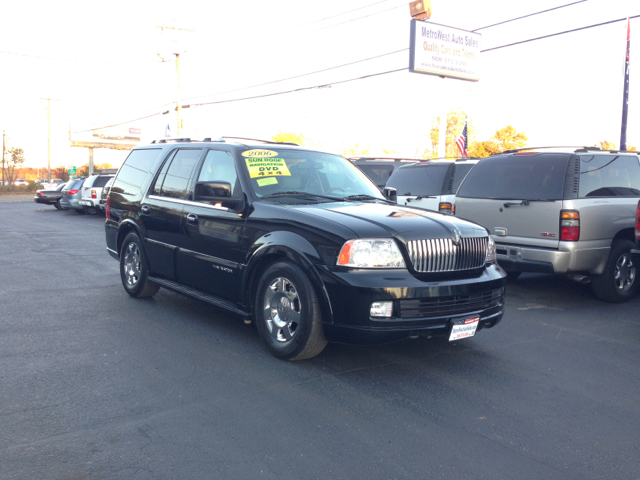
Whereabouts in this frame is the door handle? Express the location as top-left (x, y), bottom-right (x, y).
top-left (141, 205), bottom-right (150, 214)
top-left (187, 213), bottom-right (198, 224)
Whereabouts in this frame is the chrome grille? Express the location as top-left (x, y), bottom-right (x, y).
top-left (406, 237), bottom-right (488, 272)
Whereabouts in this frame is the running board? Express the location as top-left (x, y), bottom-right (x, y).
top-left (149, 276), bottom-right (251, 319)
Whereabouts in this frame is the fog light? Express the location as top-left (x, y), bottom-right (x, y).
top-left (370, 301), bottom-right (393, 318)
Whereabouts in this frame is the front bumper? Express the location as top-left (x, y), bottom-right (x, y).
top-left (315, 264), bottom-right (506, 344)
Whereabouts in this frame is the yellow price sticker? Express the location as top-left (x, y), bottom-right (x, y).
top-left (245, 157), bottom-right (291, 178)
top-left (257, 177), bottom-right (278, 186)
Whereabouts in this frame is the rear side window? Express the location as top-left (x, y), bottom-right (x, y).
top-left (452, 163), bottom-right (475, 192)
top-left (578, 155), bottom-right (640, 197)
top-left (387, 165), bottom-right (449, 196)
top-left (114, 148), bottom-right (163, 191)
top-left (93, 176), bottom-right (113, 188)
top-left (67, 179), bottom-right (84, 190)
top-left (457, 154), bottom-right (569, 200)
top-left (357, 164), bottom-right (394, 187)
top-left (154, 149), bottom-right (202, 199)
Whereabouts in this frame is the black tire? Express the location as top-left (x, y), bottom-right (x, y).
top-left (254, 260), bottom-right (327, 361)
top-left (54, 200), bottom-right (61, 210)
top-left (119, 232), bottom-right (160, 298)
top-left (591, 239), bottom-right (639, 303)
top-left (83, 205), bottom-right (98, 215)
top-left (505, 271), bottom-right (521, 282)
top-left (75, 208), bottom-right (85, 214)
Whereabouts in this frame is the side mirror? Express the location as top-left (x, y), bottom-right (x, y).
top-left (194, 181), bottom-right (242, 209)
top-left (383, 187), bottom-right (397, 203)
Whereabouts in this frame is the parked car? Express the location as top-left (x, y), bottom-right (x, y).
top-left (14, 178), bottom-right (29, 186)
top-left (79, 173), bottom-right (116, 215)
top-left (33, 183), bottom-right (67, 209)
top-left (41, 179), bottom-right (64, 189)
top-left (386, 158), bottom-right (480, 214)
top-left (99, 177), bottom-right (114, 213)
top-left (105, 138), bottom-right (506, 360)
top-left (60, 177), bottom-right (87, 213)
top-left (454, 147), bottom-right (640, 302)
top-left (350, 157), bottom-right (418, 189)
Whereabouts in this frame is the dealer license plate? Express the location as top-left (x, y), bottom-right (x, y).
top-left (79, 200), bottom-right (90, 206)
top-left (449, 317), bottom-right (479, 341)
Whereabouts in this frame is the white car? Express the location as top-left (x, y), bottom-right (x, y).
top-left (14, 178), bottom-right (29, 186)
top-left (386, 158), bottom-right (481, 214)
top-left (78, 173), bottom-right (115, 214)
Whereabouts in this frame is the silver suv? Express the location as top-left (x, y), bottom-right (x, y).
top-left (454, 148), bottom-right (640, 302)
top-left (79, 173), bottom-right (115, 215)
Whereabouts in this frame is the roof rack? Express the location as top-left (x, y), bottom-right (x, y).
top-left (501, 146), bottom-right (601, 154)
top-left (349, 156), bottom-right (420, 162)
top-left (222, 136), bottom-right (299, 146)
top-left (151, 137), bottom-right (224, 144)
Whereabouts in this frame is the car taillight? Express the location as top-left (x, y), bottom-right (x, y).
top-left (38, 192), bottom-right (43, 197)
top-left (106, 196), bottom-right (111, 219)
top-left (67, 189), bottom-right (79, 195)
top-left (635, 200), bottom-right (640, 241)
top-left (91, 190), bottom-right (97, 199)
top-left (560, 210), bottom-right (580, 241)
top-left (438, 202), bottom-right (453, 214)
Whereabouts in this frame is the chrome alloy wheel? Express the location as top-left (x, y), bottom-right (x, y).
top-left (123, 242), bottom-right (142, 287)
top-left (263, 277), bottom-right (301, 343)
top-left (614, 253), bottom-right (636, 292)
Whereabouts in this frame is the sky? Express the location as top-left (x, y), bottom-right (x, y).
top-left (0, 0), bottom-right (638, 169)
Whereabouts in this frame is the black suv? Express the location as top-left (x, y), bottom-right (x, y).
top-left (105, 138), bottom-right (506, 360)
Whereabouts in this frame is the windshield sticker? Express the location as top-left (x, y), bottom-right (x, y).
top-left (257, 177), bottom-right (278, 186)
top-left (245, 157), bottom-right (291, 178)
top-left (242, 149), bottom-right (278, 158)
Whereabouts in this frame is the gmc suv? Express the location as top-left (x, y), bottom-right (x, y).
top-left (454, 148), bottom-right (640, 303)
top-left (105, 138), bottom-right (506, 360)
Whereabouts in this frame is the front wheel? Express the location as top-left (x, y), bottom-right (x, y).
top-left (591, 239), bottom-right (639, 303)
top-left (119, 232), bottom-right (160, 298)
top-left (254, 260), bottom-right (327, 360)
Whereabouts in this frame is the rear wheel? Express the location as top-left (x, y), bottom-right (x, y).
top-left (54, 200), bottom-right (62, 210)
top-left (254, 260), bottom-right (327, 360)
top-left (591, 240), bottom-right (638, 303)
top-left (84, 205), bottom-right (98, 215)
top-left (120, 232), bottom-right (160, 298)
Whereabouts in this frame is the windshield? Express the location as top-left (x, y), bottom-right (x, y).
top-left (387, 164), bottom-right (449, 196)
top-left (241, 148), bottom-right (384, 200)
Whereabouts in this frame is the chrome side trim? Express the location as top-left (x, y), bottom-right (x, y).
top-left (106, 247), bottom-right (118, 255)
top-left (145, 238), bottom-right (177, 250)
top-left (148, 195), bottom-right (229, 212)
top-left (178, 247), bottom-right (237, 270)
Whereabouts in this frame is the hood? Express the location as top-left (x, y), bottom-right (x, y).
top-left (291, 202), bottom-right (487, 241)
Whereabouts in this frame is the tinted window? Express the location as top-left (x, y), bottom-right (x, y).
top-left (578, 155), bottom-right (640, 197)
top-left (67, 178), bottom-right (85, 190)
top-left (93, 176), bottom-right (113, 188)
top-left (387, 164), bottom-right (449, 196)
top-left (159, 149), bottom-right (202, 199)
top-left (452, 163), bottom-right (475, 192)
top-left (115, 149), bottom-right (163, 190)
top-left (152, 151), bottom-right (176, 195)
top-left (457, 154), bottom-right (568, 200)
top-left (197, 150), bottom-right (240, 197)
top-left (55, 183), bottom-right (65, 192)
top-left (357, 164), bottom-right (394, 187)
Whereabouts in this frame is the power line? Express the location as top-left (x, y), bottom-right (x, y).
top-left (0, 49), bottom-right (163, 65)
top-left (472, 0), bottom-right (588, 32)
top-left (77, 14), bottom-right (637, 132)
top-left (295, 3), bottom-right (405, 36)
top-left (288, 0), bottom-right (393, 30)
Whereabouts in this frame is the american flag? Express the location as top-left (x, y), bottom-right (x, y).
top-left (456, 121), bottom-right (468, 157)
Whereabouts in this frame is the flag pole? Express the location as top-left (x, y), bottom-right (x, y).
top-left (620, 17), bottom-right (631, 151)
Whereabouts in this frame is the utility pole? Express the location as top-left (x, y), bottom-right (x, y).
top-left (156, 24), bottom-right (194, 137)
top-left (40, 98), bottom-right (60, 181)
top-left (2, 130), bottom-right (5, 187)
top-left (620, 17), bottom-right (631, 151)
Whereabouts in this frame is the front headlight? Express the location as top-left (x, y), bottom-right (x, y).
top-left (485, 236), bottom-right (496, 264)
top-left (337, 239), bottom-right (406, 268)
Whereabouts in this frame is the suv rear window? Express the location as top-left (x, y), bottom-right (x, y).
top-left (357, 164), bottom-right (394, 187)
top-left (578, 154), bottom-right (640, 197)
top-left (93, 176), bottom-right (113, 188)
top-left (457, 154), bottom-right (568, 200)
top-left (66, 178), bottom-right (84, 190)
top-left (451, 163), bottom-right (475, 192)
top-left (387, 164), bottom-right (449, 196)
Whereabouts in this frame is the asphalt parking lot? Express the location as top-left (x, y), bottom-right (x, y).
top-left (1, 198), bottom-right (639, 480)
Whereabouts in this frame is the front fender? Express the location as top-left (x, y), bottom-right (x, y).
top-left (241, 231), bottom-right (334, 324)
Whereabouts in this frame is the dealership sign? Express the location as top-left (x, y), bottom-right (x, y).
top-left (409, 19), bottom-right (481, 82)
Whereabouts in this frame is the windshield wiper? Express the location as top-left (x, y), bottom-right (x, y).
top-left (342, 194), bottom-right (393, 204)
top-left (405, 195), bottom-right (436, 202)
top-left (262, 191), bottom-right (340, 201)
top-left (503, 199), bottom-right (558, 208)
